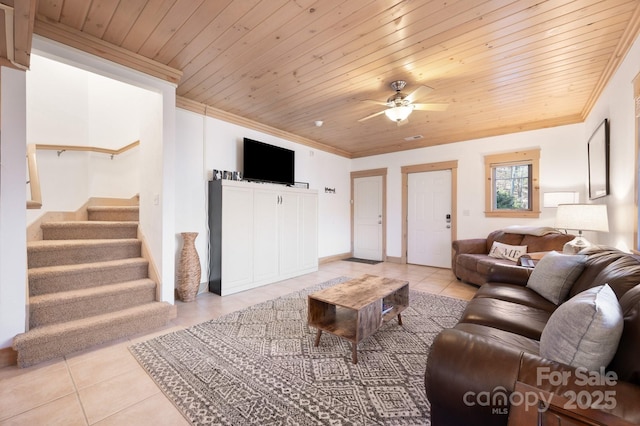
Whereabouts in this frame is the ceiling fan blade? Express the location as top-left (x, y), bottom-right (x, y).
top-left (405, 85), bottom-right (433, 103)
top-left (361, 99), bottom-right (389, 106)
top-left (358, 110), bottom-right (386, 122)
top-left (413, 102), bottom-right (449, 111)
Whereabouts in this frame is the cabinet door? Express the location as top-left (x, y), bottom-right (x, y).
top-left (221, 186), bottom-right (254, 290)
top-left (253, 188), bottom-right (280, 282)
top-left (278, 192), bottom-right (300, 275)
top-left (299, 192), bottom-right (318, 269)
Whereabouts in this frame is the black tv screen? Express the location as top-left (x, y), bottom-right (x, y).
top-left (243, 138), bottom-right (295, 185)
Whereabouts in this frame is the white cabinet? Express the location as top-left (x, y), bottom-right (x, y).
top-left (277, 190), bottom-right (319, 276)
top-left (278, 191), bottom-right (301, 276)
top-left (219, 184), bottom-right (254, 288)
top-left (253, 188), bottom-right (280, 283)
top-left (208, 180), bottom-right (318, 296)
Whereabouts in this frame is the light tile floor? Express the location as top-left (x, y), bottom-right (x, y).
top-left (0, 260), bottom-right (476, 425)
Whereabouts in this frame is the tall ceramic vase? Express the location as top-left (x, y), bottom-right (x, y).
top-left (177, 232), bottom-right (201, 302)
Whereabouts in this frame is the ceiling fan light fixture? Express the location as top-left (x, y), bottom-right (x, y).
top-left (384, 105), bottom-right (413, 122)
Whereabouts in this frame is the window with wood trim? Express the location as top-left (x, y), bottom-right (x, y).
top-left (484, 149), bottom-right (540, 218)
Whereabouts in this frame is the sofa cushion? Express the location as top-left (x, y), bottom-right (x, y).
top-left (459, 297), bottom-right (551, 340)
top-left (485, 230), bottom-right (525, 251)
top-left (540, 284), bottom-right (623, 371)
top-left (526, 251), bottom-right (586, 304)
top-left (488, 241), bottom-right (527, 261)
top-left (569, 246), bottom-right (629, 298)
top-left (456, 254), bottom-right (493, 271)
top-left (608, 285), bottom-right (640, 385)
top-left (474, 282), bottom-right (557, 312)
top-left (520, 232), bottom-right (575, 252)
top-left (454, 323), bottom-right (540, 354)
top-left (590, 256), bottom-right (640, 299)
top-left (455, 254), bottom-right (515, 286)
top-left (475, 255), bottom-right (515, 272)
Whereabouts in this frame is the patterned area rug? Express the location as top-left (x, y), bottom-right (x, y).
top-left (129, 277), bottom-right (467, 425)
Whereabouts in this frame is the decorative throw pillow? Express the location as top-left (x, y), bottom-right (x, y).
top-left (526, 251), bottom-right (586, 304)
top-left (488, 241), bottom-right (527, 262)
top-left (540, 284), bottom-right (623, 371)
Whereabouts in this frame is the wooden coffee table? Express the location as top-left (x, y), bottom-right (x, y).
top-left (307, 274), bottom-right (409, 364)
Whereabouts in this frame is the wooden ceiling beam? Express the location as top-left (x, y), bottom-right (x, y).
top-left (33, 16), bottom-right (183, 84)
top-left (0, 0), bottom-right (36, 70)
top-left (13, 0), bottom-right (36, 69)
top-left (176, 96), bottom-right (352, 159)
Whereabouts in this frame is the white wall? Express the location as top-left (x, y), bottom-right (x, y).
top-left (26, 54), bottom-right (146, 225)
top-left (30, 150), bottom-right (90, 213)
top-left (139, 88), bottom-right (176, 302)
top-left (25, 147), bottom-right (142, 227)
top-left (584, 33), bottom-right (640, 252)
top-left (352, 124), bottom-right (587, 258)
top-left (88, 149), bottom-right (141, 198)
top-left (0, 68), bottom-right (28, 348)
top-left (27, 55), bottom-right (142, 149)
top-left (174, 110), bottom-right (208, 281)
top-left (88, 74), bottom-right (143, 148)
top-left (174, 109), bottom-right (353, 281)
top-left (27, 56), bottom-right (90, 145)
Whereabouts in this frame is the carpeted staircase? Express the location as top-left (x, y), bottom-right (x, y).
top-left (13, 204), bottom-right (173, 367)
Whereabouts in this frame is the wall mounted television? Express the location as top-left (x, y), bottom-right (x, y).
top-left (243, 138), bottom-right (295, 185)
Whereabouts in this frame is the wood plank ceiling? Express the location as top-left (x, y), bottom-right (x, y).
top-left (30, 0), bottom-right (640, 158)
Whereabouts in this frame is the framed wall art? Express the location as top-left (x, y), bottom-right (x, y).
top-left (587, 118), bottom-right (610, 200)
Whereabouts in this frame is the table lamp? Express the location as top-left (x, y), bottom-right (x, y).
top-left (555, 204), bottom-right (609, 254)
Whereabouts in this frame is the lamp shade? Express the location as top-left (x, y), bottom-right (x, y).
top-left (555, 204), bottom-right (609, 232)
top-left (384, 105), bottom-right (413, 122)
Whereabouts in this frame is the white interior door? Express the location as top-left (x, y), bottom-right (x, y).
top-left (353, 176), bottom-right (383, 261)
top-left (407, 170), bottom-right (452, 268)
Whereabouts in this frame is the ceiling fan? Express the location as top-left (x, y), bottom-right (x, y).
top-left (358, 80), bottom-right (449, 126)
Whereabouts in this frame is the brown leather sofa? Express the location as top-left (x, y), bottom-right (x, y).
top-left (452, 228), bottom-right (575, 286)
top-left (426, 246), bottom-right (640, 426)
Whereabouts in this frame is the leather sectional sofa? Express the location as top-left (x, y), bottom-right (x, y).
top-left (452, 228), bottom-right (575, 286)
top-left (426, 246), bottom-right (640, 426)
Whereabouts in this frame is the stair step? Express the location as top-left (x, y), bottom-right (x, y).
top-left (41, 221), bottom-right (138, 240)
top-left (29, 279), bottom-right (157, 328)
top-left (29, 258), bottom-right (149, 296)
top-left (13, 302), bottom-right (173, 368)
top-left (27, 239), bottom-right (141, 268)
top-left (88, 206), bottom-right (139, 222)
